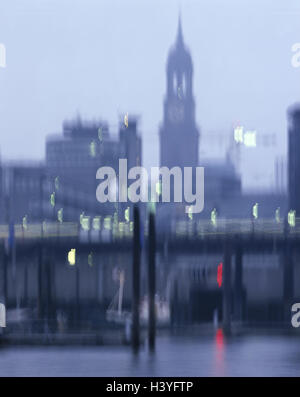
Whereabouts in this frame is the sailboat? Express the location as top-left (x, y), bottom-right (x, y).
top-left (106, 270), bottom-right (170, 326)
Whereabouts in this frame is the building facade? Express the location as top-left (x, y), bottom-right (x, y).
top-left (159, 17), bottom-right (199, 170)
top-left (46, 116), bottom-right (142, 222)
top-left (288, 104), bottom-right (300, 215)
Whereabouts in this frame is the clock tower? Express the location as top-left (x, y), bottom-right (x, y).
top-left (160, 17), bottom-right (199, 169)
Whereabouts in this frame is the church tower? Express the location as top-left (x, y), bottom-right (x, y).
top-left (160, 17), bottom-right (199, 169)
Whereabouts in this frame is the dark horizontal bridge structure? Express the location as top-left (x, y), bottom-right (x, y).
top-left (7, 233), bottom-right (300, 256)
top-left (3, 217), bottom-right (299, 255)
top-left (0, 216), bottom-right (298, 339)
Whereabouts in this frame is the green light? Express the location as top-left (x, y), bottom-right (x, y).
top-left (127, 186), bottom-right (131, 201)
top-left (188, 206), bottom-right (193, 220)
top-left (275, 207), bottom-right (280, 223)
top-left (55, 176), bottom-right (59, 190)
top-left (155, 180), bottom-right (162, 196)
top-left (92, 216), bottom-right (101, 230)
top-left (104, 216), bottom-right (111, 230)
top-left (177, 85), bottom-right (182, 99)
top-left (57, 208), bottom-right (63, 223)
top-left (244, 131), bottom-right (256, 147)
top-left (148, 201), bottom-right (156, 214)
top-left (88, 252), bottom-right (93, 267)
top-left (211, 208), bottom-right (217, 226)
top-left (98, 127), bottom-right (103, 142)
top-left (80, 212), bottom-right (90, 231)
top-left (288, 210), bottom-right (296, 227)
top-left (118, 222), bottom-right (124, 233)
top-left (90, 141), bottom-right (96, 157)
top-left (124, 207), bottom-right (130, 222)
top-left (129, 221), bottom-right (133, 232)
top-left (114, 212), bottom-right (118, 223)
top-left (252, 203), bottom-right (258, 219)
top-left (80, 212), bottom-right (84, 224)
top-left (234, 126), bottom-right (244, 143)
top-left (68, 249), bottom-right (76, 266)
top-left (124, 113), bottom-right (128, 128)
top-left (22, 215), bottom-right (28, 230)
top-left (50, 192), bottom-right (55, 207)
top-left (82, 217), bottom-right (90, 231)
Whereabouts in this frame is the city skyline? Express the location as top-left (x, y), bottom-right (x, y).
top-left (0, 0), bottom-right (300, 191)
top-left (0, 2), bottom-right (300, 380)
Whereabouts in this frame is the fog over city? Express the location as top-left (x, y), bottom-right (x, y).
top-left (0, 0), bottom-right (300, 190)
top-left (1, 0), bottom-right (300, 381)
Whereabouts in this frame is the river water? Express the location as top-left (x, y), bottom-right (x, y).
top-left (0, 330), bottom-right (299, 376)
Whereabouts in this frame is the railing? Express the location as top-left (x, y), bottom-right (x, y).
top-left (0, 217), bottom-right (300, 242)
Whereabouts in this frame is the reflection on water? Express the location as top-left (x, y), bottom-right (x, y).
top-left (215, 328), bottom-right (225, 376)
top-left (0, 331), bottom-right (299, 376)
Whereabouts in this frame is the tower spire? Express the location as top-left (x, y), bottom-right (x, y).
top-left (176, 13), bottom-right (184, 46)
top-left (161, 15), bottom-right (199, 169)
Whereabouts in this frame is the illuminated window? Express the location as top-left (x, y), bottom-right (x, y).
top-left (244, 131), bottom-right (256, 147)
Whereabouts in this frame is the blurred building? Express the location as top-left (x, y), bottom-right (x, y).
top-left (119, 117), bottom-right (142, 170)
top-left (288, 104), bottom-right (300, 214)
top-left (157, 17), bottom-right (241, 224)
top-left (46, 115), bottom-right (142, 221)
top-left (0, 163), bottom-right (4, 223)
top-left (275, 156), bottom-right (287, 194)
top-left (1, 162), bottom-right (45, 224)
top-left (0, 116), bottom-right (142, 225)
top-left (159, 17), bottom-right (199, 170)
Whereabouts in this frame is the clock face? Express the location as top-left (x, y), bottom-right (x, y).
top-left (168, 102), bottom-right (184, 123)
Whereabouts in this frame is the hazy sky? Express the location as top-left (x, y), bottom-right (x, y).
top-left (0, 0), bottom-right (300, 190)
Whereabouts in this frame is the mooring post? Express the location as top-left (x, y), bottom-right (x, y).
top-left (2, 242), bottom-right (7, 308)
top-left (75, 264), bottom-right (80, 328)
top-left (37, 242), bottom-right (43, 321)
top-left (3, 195), bottom-right (9, 309)
top-left (148, 211), bottom-right (156, 351)
top-left (24, 261), bottom-right (28, 307)
top-left (37, 174), bottom-right (44, 324)
top-left (283, 239), bottom-right (293, 323)
top-left (132, 205), bottom-right (141, 351)
top-left (234, 240), bottom-right (243, 322)
top-left (45, 258), bottom-right (53, 330)
top-left (223, 239), bottom-right (232, 334)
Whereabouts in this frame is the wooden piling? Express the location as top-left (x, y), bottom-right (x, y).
top-left (148, 211), bottom-right (156, 351)
top-left (132, 205), bottom-right (141, 351)
top-left (223, 240), bottom-right (232, 334)
top-left (234, 241), bottom-right (243, 322)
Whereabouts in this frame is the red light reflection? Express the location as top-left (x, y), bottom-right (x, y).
top-left (217, 262), bottom-right (223, 287)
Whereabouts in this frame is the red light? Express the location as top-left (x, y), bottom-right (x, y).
top-left (215, 328), bottom-right (224, 348)
top-left (217, 262), bottom-right (222, 287)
